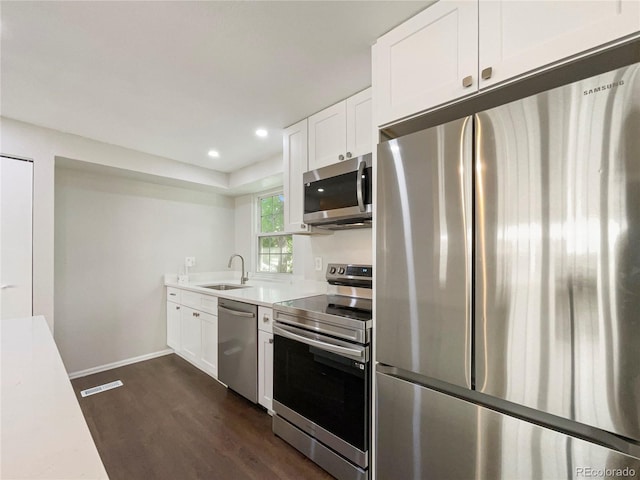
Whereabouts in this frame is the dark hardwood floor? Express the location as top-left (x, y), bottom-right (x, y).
top-left (72, 354), bottom-right (333, 480)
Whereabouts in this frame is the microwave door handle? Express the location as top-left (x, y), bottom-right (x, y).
top-left (356, 160), bottom-right (366, 212)
top-left (274, 325), bottom-right (365, 361)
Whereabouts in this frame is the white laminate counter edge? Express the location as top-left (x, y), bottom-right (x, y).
top-left (1, 316), bottom-right (109, 479)
top-left (164, 279), bottom-right (327, 308)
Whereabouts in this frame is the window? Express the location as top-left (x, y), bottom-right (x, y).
top-left (257, 193), bottom-right (293, 273)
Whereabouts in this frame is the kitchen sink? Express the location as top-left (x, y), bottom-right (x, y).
top-left (201, 284), bottom-right (249, 291)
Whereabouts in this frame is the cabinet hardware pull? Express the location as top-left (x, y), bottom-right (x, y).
top-left (462, 75), bottom-right (473, 88)
top-left (481, 67), bottom-right (493, 80)
top-left (169, 293), bottom-right (176, 296)
top-left (263, 315), bottom-right (269, 322)
top-left (176, 306), bottom-right (180, 310)
top-left (338, 154), bottom-right (345, 161)
top-left (346, 152), bottom-right (352, 159)
top-left (269, 338), bottom-right (274, 344)
top-left (300, 223), bottom-right (306, 229)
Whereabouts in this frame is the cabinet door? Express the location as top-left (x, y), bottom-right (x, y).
top-left (283, 118), bottom-right (310, 233)
top-left (345, 88), bottom-right (372, 159)
top-left (258, 330), bottom-right (274, 411)
top-left (372, 1), bottom-right (478, 127)
top-left (181, 307), bottom-right (201, 363)
top-left (308, 101), bottom-right (347, 170)
top-left (200, 312), bottom-right (218, 378)
top-left (166, 301), bottom-right (181, 350)
top-left (479, 0), bottom-right (640, 89)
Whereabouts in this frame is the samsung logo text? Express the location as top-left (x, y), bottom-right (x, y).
top-left (583, 80), bottom-right (625, 96)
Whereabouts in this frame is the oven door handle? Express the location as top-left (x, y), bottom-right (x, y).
top-left (356, 160), bottom-right (366, 213)
top-left (274, 325), bottom-right (366, 361)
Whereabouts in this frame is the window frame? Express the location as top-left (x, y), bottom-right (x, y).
top-left (254, 189), bottom-right (293, 275)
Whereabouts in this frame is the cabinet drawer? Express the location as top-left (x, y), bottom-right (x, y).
top-left (258, 306), bottom-right (274, 334)
top-left (167, 287), bottom-right (182, 304)
top-left (181, 290), bottom-right (218, 315)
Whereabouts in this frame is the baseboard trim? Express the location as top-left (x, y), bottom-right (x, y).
top-left (68, 349), bottom-right (174, 380)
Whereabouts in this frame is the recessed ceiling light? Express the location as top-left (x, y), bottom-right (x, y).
top-left (208, 150), bottom-right (220, 158)
top-left (255, 128), bottom-right (268, 138)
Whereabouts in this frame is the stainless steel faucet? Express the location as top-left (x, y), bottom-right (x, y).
top-left (228, 254), bottom-right (248, 285)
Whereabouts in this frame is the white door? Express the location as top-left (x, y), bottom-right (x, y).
top-left (258, 329), bottom-right (274, 411)
top-left (283, 119), bottom-right (309, 233)
top-left (180, 306), bottom-right (201, 362)
top-left (0, 156), bottom-right (33, 320)
top-left (200, 311), bottom-right (218, 378)
top-left (166, 301), bottom-right (181, 350)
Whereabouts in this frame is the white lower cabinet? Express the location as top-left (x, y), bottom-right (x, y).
top-left (258, 306), bottom-right (274, 412)
top-left (167, 287), bottom-right (272, 403)
top-left (200, 312), bottom-right (218, 377)
top-left (258, 330), bottom-right (274, 412)
top-left (166, 301), bottom-right (181, 350)
top-left (181, 306), bottom-right (201, 364)
top-left (163, 287), bottom-right (225, 382)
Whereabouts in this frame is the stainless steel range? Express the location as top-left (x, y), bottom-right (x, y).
top-left (272, 264), bottom-right (372, 480)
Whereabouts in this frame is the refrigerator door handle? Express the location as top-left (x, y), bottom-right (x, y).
top-left (461, 116), bottom-right (474, 389)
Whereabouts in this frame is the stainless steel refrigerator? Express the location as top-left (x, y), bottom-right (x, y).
top-left (376, 53), bottom-right (640, 478)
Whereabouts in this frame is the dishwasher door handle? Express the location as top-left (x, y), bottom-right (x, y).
top-left (219, 306), bottom-right (256, 318)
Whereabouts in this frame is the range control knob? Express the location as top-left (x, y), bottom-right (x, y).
top-left (338, 267), bottom-right (346, 275)
top-left (329, 267), bottom-right (337, 274)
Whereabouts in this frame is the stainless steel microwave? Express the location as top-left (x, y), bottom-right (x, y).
top-left (303, 154), bottom-right (372, 229)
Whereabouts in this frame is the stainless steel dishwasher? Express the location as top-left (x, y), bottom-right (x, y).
top-left (218, 298), bottom-right (258, 403)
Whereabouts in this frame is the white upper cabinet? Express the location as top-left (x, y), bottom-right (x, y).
top-left (308, 88), bottom-right (372, 170)
top-left (308, 102), bottom-right (347, 170)
top-left (283, 118), bottom-right (309, 233)
top-left (346, 89), bottom-right (373, 160)
top-left (373, 0), bottom-right (640, 127)
top-left (373, 1), bottom-right (479, 127)
top-left (479, 0), bottom-right (640, 89)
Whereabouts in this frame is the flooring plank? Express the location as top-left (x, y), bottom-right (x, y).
top-left (72, 354), bottom-right (333, 480)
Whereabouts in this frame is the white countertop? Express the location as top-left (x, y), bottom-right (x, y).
top-left (164, 273), bottom-right (327, 307)
top-left (1, 316), bottom-right (109, 480)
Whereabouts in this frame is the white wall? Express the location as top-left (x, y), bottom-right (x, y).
top-left (55, 167), bottom-right (235, 374)
top-left (0, 117), bottom-right (236, 331)
top-left (228, 154), bottom-right (283, 195)
top-left (233, 194), bottom-right (255, 273)
top-left (234, 192), bottom-right (373, 280)
top-left (294, 230), bottom-right (373, 280)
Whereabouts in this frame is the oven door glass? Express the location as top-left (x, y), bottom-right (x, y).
top-left (273, 334), bottom-right (369, 451)
top-left (304, 166), bottom-right (372, 215)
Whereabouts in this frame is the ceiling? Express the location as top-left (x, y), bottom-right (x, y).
top-left (1, 1), bottom-right (429, 173)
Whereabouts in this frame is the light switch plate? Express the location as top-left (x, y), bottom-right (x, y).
top-left (185, 256), bottom-right (196, 267)
top-left (314, 257), bottom-right (323, 271)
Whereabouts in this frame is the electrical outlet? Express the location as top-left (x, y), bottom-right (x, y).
top-left (314, 257), bottom-right (323, 271)
top-left (185, 257), bottom-right (196, 267)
